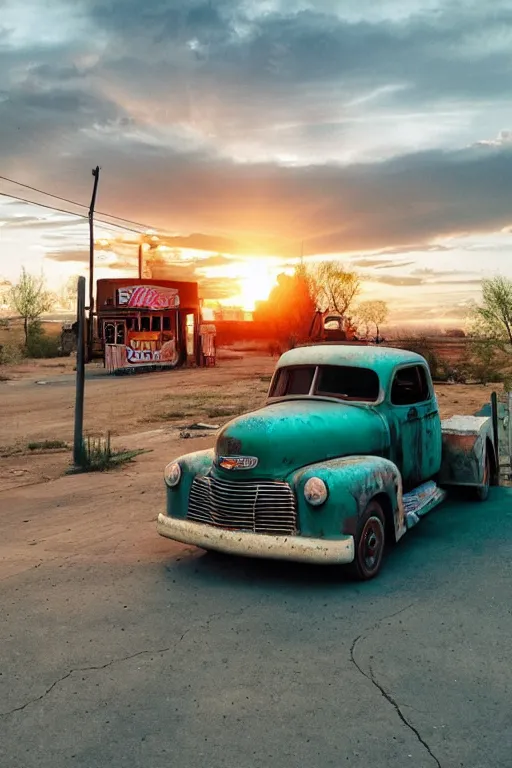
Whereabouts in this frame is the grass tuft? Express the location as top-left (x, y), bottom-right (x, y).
top-left (207, 407), bottom-right (242, 418)
top-left (28, 439), bottom-right (67, 451)
top-left (71, 432), bottom-right (147, 473)
top-left (156, 409), bottom-right (195, 421)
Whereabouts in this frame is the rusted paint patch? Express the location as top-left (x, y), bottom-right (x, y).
top-left (440, 416), bottom-right (491, 486)
top-left (214, 399), bottom-right (390, 480)
top-left (292, 454), bottom-right (406, 543)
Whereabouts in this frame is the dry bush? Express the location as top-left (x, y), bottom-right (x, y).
top-left (0, 341), bottom-right (23, 365)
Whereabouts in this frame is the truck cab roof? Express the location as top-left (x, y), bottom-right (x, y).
top-left (277, 344), bottom-right (426, 377)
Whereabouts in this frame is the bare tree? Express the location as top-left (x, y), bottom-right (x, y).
top-left (311, 261), bottom-right (360, 315)
top-left (357, 300), bottom-right (389, 340)
top-left (9, 268), bottom-right (54, 345)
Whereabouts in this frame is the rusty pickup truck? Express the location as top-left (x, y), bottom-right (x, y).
top-left (157, 345), bottom-right (496, 579)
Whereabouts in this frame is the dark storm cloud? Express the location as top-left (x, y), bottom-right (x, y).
top-left (14, 134), bottom-right (512, 257)
top-left (82, 0), bottom-right (512, 105)
top-left (71, 140), bottom-right (512, 255)
top-left (0, 81), bottom-right (127, 171)
top-left (2, 0), bottom-right (512, 264)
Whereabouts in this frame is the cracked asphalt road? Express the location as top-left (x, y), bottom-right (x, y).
top-left (1, 452), bottom-right (511, 768)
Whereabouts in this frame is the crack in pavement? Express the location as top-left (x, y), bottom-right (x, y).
top-left (0, 604), bottom-right (252, 719)
top-left (350, 602), bottom-right (442, 768)
top-left (0, 647), bottom-right (172, 718)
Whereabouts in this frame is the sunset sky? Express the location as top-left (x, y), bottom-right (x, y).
top-left (1, 0), bottom-right (512, 323)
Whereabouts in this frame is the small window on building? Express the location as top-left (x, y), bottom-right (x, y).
top-left (105, 323), bottom-right (115, 344)
top-left (391, 365), bottom-right (430, 406)
top-left (141, 316), bottom-right (150, 332)
top-left (116, 324), bottom-right (125, 344)
top-left (163, 316), bottom-right (171, 331)
top-left (151, 316), bottom-right (161, 331)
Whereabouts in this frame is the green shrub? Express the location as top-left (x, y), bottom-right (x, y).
top-left (25, 322), bottom-right (61, 359)
top-left (466, 340), bottom-right (502, 384)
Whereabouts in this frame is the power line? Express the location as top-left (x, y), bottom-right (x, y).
top-left (0, 189), bottom-right (147, 236)
top-left (0, 173), bottom-right (164, 232)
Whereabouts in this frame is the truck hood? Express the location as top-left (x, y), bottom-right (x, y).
top-left (214, 398), bottom-right (389, 479)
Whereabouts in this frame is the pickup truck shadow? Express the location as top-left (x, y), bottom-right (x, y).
top-left (164, 487), bottom-right (512, 590)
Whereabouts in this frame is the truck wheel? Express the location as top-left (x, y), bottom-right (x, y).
top-left (472, 451), bottom-right (490, 502)
top-left (348, 501), bottom-right (386, 581)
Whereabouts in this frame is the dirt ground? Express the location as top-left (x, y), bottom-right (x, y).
top-left (0, 352), bottom-right (500, 492)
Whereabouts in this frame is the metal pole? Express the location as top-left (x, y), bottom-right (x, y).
top-left (88, 166), bottom-right (100, 361)
top-left (138, 244), bottom-right (143, 279)
top-left (73, 276), bottom-right (86, 466)
top-left (491, 390), bottom-right (499, 484)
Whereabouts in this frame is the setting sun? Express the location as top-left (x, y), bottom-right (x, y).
top-left (236, 262), bottom-right (279, 311)
top-left (200, 258), bottom-right (282, 311)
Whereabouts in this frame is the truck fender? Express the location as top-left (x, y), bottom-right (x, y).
top-left (439, 416), bottom-right (496, 487)
top-left (290, 456), bottom-right (406, 543)
top-left (165, 449), bottom-right (214, 519)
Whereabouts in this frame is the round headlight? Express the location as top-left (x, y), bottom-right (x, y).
top-left (164, 461), bottom-right (181, 487)
top-left (304, 477), bottom-right (328, 506)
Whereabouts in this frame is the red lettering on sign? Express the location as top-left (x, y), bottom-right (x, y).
top-left (117, 285), bottom-right (180, 309)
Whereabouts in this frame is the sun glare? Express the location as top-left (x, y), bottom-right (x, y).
top-left (230, 260), bottom-right (278, 311)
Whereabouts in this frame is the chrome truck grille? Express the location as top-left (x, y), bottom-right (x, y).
top-left (187, 475), bottom-right (297, 536)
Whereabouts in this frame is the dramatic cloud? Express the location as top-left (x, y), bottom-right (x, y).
top-left (1, 0), bottom-right (512, 321)
top-left (45, 249), bottom-right (89, 263)
top-left (474, 129), bottom-right (512, 148)
top-left (53, 142), bottom-right (512, 255)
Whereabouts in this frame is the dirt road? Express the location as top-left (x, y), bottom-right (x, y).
top-left (1, 355), bottom-right (273, 446)
top-left (0, 354), bottom-right (500, 485)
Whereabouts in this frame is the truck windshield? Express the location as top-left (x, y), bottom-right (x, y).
top-left (270, 365), bottom-right (380, 402)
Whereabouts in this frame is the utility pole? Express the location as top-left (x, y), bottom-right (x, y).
top-left (73, 276), bottom-right (86, 466)
top-left (88, 166), bottom-right (100, 361)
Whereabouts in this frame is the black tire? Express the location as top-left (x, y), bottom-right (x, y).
top-left (348, 500), bottom-right (386, 581)
top-left (472, 451), bottom-right (490, 502)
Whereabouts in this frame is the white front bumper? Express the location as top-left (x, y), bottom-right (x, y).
top-left (156, 513), bottom-right (355, 564)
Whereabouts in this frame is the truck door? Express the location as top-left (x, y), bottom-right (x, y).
top-left (389, 364), bottom-right (442, 489)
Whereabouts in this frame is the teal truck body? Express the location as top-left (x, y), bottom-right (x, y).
top-left (157, 345), bottom-right (496, 579)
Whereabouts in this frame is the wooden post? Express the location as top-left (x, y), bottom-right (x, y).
top-left (73, 276), bottom-right (86, 466)
top-left (87, 166), bottom-right (100, 361)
